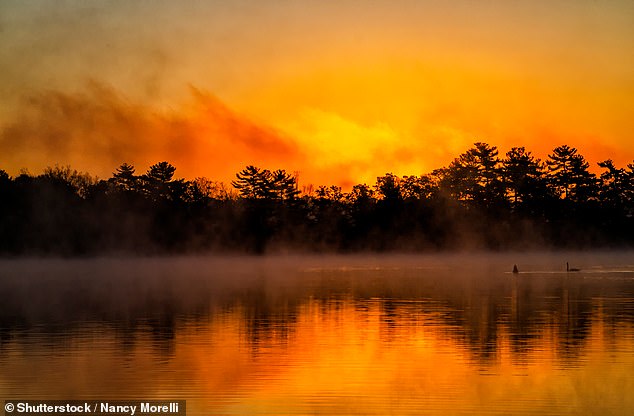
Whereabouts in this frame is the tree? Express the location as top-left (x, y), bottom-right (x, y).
top-left (346, 184), bottom-right (375, 205)
top-left (42, 164), bottom-right (97, 198)
top-left (143, 161), bottom-right (179, 201)
top-left (375, 173), bottom-right (401, 201)
top-left (597, 159), bottom-right (627, 208)
top-left (440, 152), bottom-right (478, 202)
top-left (188, 177), bottom-right (233, 202)
top-left (0, 169), bottom-right (9, 183)
top-left (110, 163), bottom-right (138, 192)
top-left (626, 161), bottom-right (634, 209)
top-left (232, 166), bottom-right (299, 201)
top-left (502, 147), bottom-right (547, 207)
top-left (146, 161), bottom-right (176, 183)
top-left (232, 165), bottom-right (271, 199)
top-left (400, 175), bottom-right (436, 201)
top-left (546, 145), bottom-right (597, 202)
top-left (440, 142), bottom-right (504, 207)
top-left (315, 185), bottom-right (344, 202)
top-left (269, 169), bottom-right (300, 201)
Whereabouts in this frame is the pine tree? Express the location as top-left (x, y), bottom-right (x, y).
top-left (111, 163), bottom-right (137, 192)
top-left (546, 145), bottom-right (597, 202)
top-left (502, 147), bottom-right (546, 207)
top-left (232, 165), bottom-right (272, 199)
top-left (440, 142), bottom-right (503, 207)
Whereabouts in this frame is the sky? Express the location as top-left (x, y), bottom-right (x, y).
top-left (1, 0), bottom-right (633, 188)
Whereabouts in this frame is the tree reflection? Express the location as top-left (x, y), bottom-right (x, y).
top-left (238, 285), bottom-right (301, 354)
top-left (0, 258), bottom-right (632, 369)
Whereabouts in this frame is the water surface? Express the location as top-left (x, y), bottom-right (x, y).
top-left (1, 253), bottom-right (633, 415)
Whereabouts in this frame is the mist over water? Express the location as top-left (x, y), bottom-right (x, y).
top-left (1, 252), bottom-right (633, 414)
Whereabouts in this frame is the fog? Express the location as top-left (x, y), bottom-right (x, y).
top-left (1, 251), bottom-right (632, 328)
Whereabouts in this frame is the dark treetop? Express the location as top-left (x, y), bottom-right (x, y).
top-left (1, 143), bottom-right (633, 255)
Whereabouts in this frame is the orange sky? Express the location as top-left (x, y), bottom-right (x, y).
top-left (1, 1), bottom-right (633, 187)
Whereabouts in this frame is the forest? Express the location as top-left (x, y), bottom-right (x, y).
top-left (1, 142), bottom-right (633, 255)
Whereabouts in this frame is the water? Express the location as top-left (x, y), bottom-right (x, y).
top-left (1, 253), bottom-right (633, 415)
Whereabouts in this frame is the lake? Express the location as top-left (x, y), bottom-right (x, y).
top-left (1, 252), bottom-right (633, 415)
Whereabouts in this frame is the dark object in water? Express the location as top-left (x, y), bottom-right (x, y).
top-left (566, 262), bottom-right (580, 272)
top-left (512, 264), bottom-right (519, 274)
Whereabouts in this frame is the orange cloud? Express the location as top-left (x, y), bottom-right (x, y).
top-left (1, 77), bottom-right (632, 190)
top-left (0, 82), bottom-right (301, 181)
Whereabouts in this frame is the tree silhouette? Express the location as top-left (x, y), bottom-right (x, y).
top-left (1, 142), bottom-right (633, 255)
top-left (440, 155), bottom-right (477, 202)
top-left (502, 147), bottom-right (547, 208)
top-left (146, 161), bottom-right (176, 183)
top-left (269, 169), bottom-right (300, 201)
top-left (346, 184), bottom-right (375, 205)
top-left (110, 163), bottom-right (137, 192)
top-left (42, 165), bottom-right (97, 198)
top-left (626, 161), bottom-right (634, 210)
top-left (141, 161), bottom-right (181, 202)
top-left (440, 142), bottom-right (504, 207)
top-left (315, 185), bottom-right (344, 202)
top-left (546, 145), bottom-right (597, 202)
top-left (400, 175), bottom-right (436, 201)
top-left (0, 169), bottom-right (9, 184)
top-left (188, 177), bottom-right (233, 202)
top-left (598, 159), bottom-right (627, 208)
top-left (232, 166), bottom-right (299, 201)
top-left (232, 165), bottom-right (271, 199)
top-left (375, 173), bottom-right (401, 201)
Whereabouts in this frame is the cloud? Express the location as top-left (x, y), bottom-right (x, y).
top-left (0, 82), bottom-right (301, 181)
top-left (1, 80), bottom-right (630, 189)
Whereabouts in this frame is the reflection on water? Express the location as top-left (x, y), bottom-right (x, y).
top-left (1, 253), bottom-right (633, 415)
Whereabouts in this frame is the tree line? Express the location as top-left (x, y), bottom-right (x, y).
top-left (1, 142), bottom-right (633, 255)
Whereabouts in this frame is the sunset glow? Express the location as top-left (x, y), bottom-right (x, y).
top-left (1, 1), bottom-right (633, 187)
